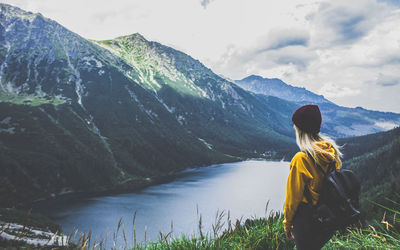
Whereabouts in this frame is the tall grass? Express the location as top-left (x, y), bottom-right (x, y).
top-left (325, 199), bottom-right (400, 249)
top-left (95, 200), bottom-right (400, 249)
top-left (2, 201), bottom-right (400, 249)
top-left (137, 211), bottom-right (294, 250)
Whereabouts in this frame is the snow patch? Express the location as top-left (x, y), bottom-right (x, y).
top-left (124, 85), bottom-right (139, 103)
top-left (156, 96), bottom-right (174, 113)
top-left (221, 82), bottom-right (241, 101)
top-left (177, 115), bottom-right (185, 125)
top-left (198, 138), bottom-right (213, 149)
top-left (57, 33), bottom-right (85, 109)
top-left (82, 55), bottom-right (103, 68)
top-left (145, 109), bottom-right (158, 118)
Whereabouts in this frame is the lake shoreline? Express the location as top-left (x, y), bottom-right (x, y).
top-left (23, 158), bottom-right (245, 213)
top-left (5, 160), bottom-right (290, 248)
top-left (25, 158), bottom-right (289, 214)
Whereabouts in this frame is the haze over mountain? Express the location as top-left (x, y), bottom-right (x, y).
top-left (0, 3), bottom-right (399, 206)
top-left (236, 75), bottom-right (331, 104)
top-left (236, 75), bottom-right (400, 137)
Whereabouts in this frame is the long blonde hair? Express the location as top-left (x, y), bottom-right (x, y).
top-left (294, 125), bottom-right (342, 167)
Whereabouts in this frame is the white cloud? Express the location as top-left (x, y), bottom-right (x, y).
top-left (318, 83), bottom-right (360, 98)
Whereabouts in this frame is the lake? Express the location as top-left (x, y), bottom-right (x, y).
top-left (41, 160), bottom-right (289, 247)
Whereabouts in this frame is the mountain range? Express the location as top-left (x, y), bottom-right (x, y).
top-left (0, 3), bottom-right (399, 207)
top-left (236, 75), bottom-right (400, 137)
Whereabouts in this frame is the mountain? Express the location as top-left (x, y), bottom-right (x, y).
top-left (1, 3), bottom-right (398, 207)
top-left (93, 34), bottom-right (300, 155)
top-left (236, 75), bottom-right (331, 104)
top-left (338, 127), bottom-right (400, 220)
top-left (235, 75), bottom-right (400, 137)
top-left (0, 4), bottom-right (297, 207)
top-left (0, 4), bottom-right (228, 206)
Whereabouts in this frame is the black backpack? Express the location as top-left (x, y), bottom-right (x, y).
top-left (305, 155), bottom-right (361, 231)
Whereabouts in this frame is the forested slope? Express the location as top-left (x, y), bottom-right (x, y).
top-left (339, 127), bottom-right (400, 220)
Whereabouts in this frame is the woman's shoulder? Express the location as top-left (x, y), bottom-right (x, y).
top-left (290, 151), bottom-right (310, 166)
top-left (290, 152), bottom-right (313, 173)
top-left (291, 151), bottom-right (308, 161)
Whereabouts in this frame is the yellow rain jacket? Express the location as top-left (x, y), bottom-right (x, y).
top-left (283, 142), bottom-right (341, 233)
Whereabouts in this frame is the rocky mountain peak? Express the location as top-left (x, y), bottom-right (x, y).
top-left (119, 32), bottom-right (147, 41)
top-left (0, 3), bottom-right (48, 25)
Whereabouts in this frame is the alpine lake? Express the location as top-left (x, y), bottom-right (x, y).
top-left (37, 160), bottom-right (289, 248)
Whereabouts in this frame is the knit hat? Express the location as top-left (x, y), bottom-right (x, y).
top-left (292, 104), bottom-right (322, 134)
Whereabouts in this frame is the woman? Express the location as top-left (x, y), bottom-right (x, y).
top-left (283, 104), bottom-right (342, 250)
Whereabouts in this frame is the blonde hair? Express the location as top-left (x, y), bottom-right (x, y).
top-left (294, 125), bottom-right (342, 167)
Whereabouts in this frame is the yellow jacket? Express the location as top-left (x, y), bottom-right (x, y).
top-left (283, 142), bottom-right (341, 232)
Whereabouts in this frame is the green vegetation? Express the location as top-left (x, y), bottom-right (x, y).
top-left (2, 128), bottom-right (400, 249)
top-left (339, 127), bottom-right (400, 221)
top-left (139, 213), bottom-right (294, 250)
top-left (2, 203), bottom-right (400, 249)
top-left (0, 91), bottom-right (66, 106)
top-left (95, 204), bottom-right (400, 249)
top-left (96, 34), bottom-right (208, 98)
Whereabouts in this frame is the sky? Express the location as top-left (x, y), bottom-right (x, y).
top-left (2, 0), bottom-right (400, 113)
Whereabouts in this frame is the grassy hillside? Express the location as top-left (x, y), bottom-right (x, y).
top-left (338, 127), bottom-right (400, 221)
top-left (2, 205), bottom-right (399, 249)
top-left (134, 213), bottom-right (399, 250)
top-left (2, 128), bottom-right (400, 248)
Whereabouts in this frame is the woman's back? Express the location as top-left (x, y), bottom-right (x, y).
top-left (284, 104), bottom-right (342, 250)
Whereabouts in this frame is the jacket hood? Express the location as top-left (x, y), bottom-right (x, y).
top-left (312, 141), bottom-right (336, 166)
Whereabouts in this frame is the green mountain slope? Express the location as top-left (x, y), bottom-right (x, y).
top-left (340, 127), bottom-right (400, 220)
top-left (0, 4), bottom-right (234, 206)
top-left (95, 34), bottom-right (298, 157)
top-left (0, 4), bottom-right (298, 207)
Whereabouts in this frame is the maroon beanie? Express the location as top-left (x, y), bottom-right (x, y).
top-left (292, 104), bottom-right (322, 134)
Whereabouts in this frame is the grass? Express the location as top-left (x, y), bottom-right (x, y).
top-left (1, 201), bottom-right (400, 249)
top-left (0, 91), bottom-right (67, 106)
top-left (96, 200), bottom-right (400, 250)
top-left (135, 211), bottom-right (294, 250)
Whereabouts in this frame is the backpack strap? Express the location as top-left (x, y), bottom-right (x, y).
top-left (303, 152), bottom-right (336, 205)
top-left (306, 152), bottom-right (336, 176)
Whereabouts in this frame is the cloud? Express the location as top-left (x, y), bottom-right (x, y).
top-left (318, 83), bottom-right (361, 98)
top-left (200, 0), bottom-right (215, 9)
top-left (266, 46), bottom-right (317, 71)
top-left (376, 73), bottom-right (400, 86)
top-left (212, 45), bottom-right (316, 80)
top-left (210, 28), bottom-right (315, 79)
top-left (257, 29), bottom-right (310, 51)
top-left (309, 0), bottom-right (391, 47)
